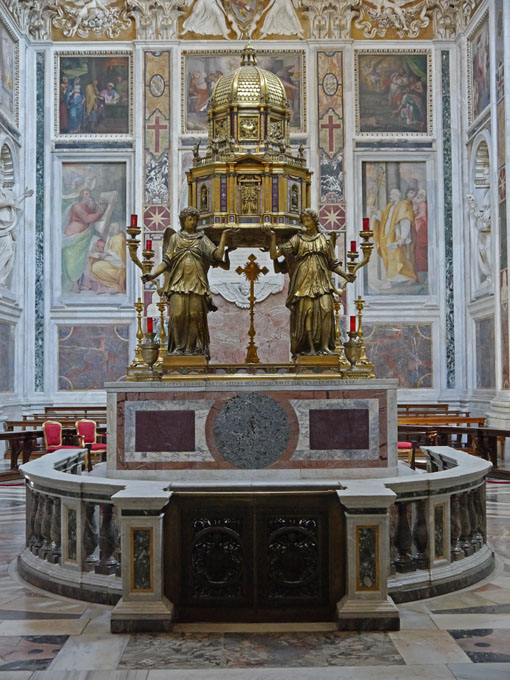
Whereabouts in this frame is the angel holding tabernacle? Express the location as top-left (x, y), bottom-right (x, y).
top-left (142, 207), bottom-right (237, 358)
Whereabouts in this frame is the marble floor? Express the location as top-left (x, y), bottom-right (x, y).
top-left (0, 480), bottom-right (509, 680)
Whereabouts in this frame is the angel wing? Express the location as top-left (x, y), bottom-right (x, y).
top-left (157, 226), bottom-right (176, 297)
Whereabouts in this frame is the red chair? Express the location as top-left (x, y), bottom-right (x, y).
top-left (42, 421), bottom-right (80, 454)
top-left (75, 419), bottom-right (107, 466)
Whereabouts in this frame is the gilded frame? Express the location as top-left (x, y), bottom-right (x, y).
top-left (54, 50), bottom-right (133, 141)
top-left (467, 9), bottom-right (491, 128)
top-left (0, 15), bottom-right (19, 130)
top-left (181, 48), bottom-right (306, 134)
top-left (354, 49), bottom-right (433, 138)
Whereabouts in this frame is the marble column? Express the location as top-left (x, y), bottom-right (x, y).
top-left (336, 483), bottom-right (399, 631)
top-left (110, 486), bottom-right (173, 633)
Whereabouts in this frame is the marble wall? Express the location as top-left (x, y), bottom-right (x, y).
top-left (1, 0), bottom-right (509, 407)
top-left (57, 325), bottom-right (129, 390)
top-left (364, 324), bottom-right (433, 389)
top-left (0, 321), bottom-right (14, 393)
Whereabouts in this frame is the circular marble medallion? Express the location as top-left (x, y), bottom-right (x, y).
top-left (149, 74), bottom-right (165, 97)
top-left (213, 393), bottom-right (290, 469)
top-left (322, 72), bottom-right (338, 97)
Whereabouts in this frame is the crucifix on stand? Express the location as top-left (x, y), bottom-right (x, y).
top-left (236, 254), bottom-right (268, 364)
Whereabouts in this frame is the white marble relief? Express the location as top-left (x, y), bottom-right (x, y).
top-left (209, 247), bottom-right (284, 309)
top-left (124, 399), bottom-right (215, 462)
top-left (0, 159), bottom-right (33, 289)
top-left (289, 398), bottom-right (380, 461)
top-left (181, 0), bottom-right (240, 38)
top-left (259, 0), bottom-right (304, 38)
top-left (467, 191), bottom-right (492, 289)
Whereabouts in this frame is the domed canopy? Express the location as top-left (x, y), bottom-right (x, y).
top-left (211, 44), bottom-right (288, 112)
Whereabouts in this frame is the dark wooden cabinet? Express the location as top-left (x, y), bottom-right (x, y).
top-left (164, 492), bottom-right (345, 622)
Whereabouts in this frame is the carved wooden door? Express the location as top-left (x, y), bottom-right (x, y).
top-left (166, 493), bottom-right (344, 622)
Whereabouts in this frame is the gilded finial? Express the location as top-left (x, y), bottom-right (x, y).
top-left (241, 43), bottom-right (257, 67)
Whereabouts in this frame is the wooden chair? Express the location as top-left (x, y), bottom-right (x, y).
top-left (75, 419), bottom-right (107, 469)
top-left (42, 421), bottom-right (80, 454)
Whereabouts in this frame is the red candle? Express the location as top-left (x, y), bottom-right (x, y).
top-left (350, 240), bottom-right (357, 252)
top-left (146, 239), bottom-right (152, 250)
top-left (146, 318), bottom-right (153, 334)
top-left (350, 316), bottom-right (356, 332)
top-left (130, 214), bottom-right (138, 227)
top-left (362, 217), bottom-right (369, 230)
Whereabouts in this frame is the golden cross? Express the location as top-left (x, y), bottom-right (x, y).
top-left (236, 254), bottom-right (269, 364)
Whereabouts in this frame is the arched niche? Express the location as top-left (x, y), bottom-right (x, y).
top-left (467, 132), bottom-right (493, 293)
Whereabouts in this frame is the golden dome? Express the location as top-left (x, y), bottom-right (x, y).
top-left (211, 44), bottom-right (288, 112)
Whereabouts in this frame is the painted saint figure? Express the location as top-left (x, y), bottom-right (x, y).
top-left (142, 207), bottom-right (236, 358)
top-left (263, 209), bottom-right (353, 357)
top-left (370, 187), bottom-right (418, 288)
top-left (61, 189), bottom-right (107, 293)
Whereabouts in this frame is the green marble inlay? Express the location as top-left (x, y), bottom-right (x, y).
top-left (442, 50), bottom-right (455, 389)
top-left (133, 529), bottom-right (151, 590)
top-left (358, 527), bottom-right (377, 590)
top-left (434, 504), bottom-right (445, 559)
top-left (35, 52), bottom-right (45, 392)
top-left (67, 507), bottom-right (77, 561)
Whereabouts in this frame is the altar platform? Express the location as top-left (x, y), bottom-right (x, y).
top-left (106, 377), bottom-right (398, 481)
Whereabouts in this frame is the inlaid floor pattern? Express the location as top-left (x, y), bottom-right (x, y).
top-left (0, 481), bottom-right (509, 679)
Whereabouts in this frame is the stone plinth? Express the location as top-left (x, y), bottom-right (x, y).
top-left (105, 377), bottom-right (398, 480)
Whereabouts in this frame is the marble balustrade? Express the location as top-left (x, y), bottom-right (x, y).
top-left (16, 446), bottom-right (494, 630)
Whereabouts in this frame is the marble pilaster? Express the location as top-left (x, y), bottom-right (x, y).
top-left (336, 484), bottom-right (400, 631)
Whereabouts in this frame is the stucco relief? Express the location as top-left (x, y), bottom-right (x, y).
top-left (3, 0), bottom-right (482, 41)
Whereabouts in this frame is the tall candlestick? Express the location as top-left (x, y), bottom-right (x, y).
top-left (146, 318), bottom-right (153, 334)
top-left (362, 217), bottom-right (369, 231)
top-left (146, 239), bottom-right (152, 250)
top-left (350, 315), bottom-right (356, 332)
top-left (130, 214), bottom-right (138, 227)
top-left (350, 240), bottom-right (357, 252)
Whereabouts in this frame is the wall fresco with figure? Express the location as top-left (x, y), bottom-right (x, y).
top-left (56, 53), bottom-right (131, 136)
top-left (61, 162), bottom-right (126, 297)
top-left (469, 16), bottom-right (490, 125)
top-left (356, 51), bottom-right (431, 136)
top-left (364, 323), bottom-right (432, 388)
top-left (363, 160), bottom-right (428, 296)
top-left (182, 49), bottom-right (305, 133)
top-left (0, 18), bottom-right (16, 126)
top-left (58, 325), bottom-right (129, 390)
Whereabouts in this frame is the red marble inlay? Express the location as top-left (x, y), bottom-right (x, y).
top-left (135, 410), bottom-right (195, 451)
top-left (309, 409), bottom-right (369, 450)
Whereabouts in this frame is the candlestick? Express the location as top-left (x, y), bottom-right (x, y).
top-left (350, 315), bottom-right (356, 332)
top-left (146, 317), bottom-right (153, 334)
top-left (130, 214), bottom-right (138, 227)
top-left (146, 238), bottom-right (152, 250)
top-left (350, 240), bottom-right (357, 252)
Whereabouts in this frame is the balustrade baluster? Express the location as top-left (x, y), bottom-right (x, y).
top-left (95, 504), bottom-right (119, 575)
top-left (39, 496), bottom-right (54, 559)
top-left (467, 490), bottom-right (479, 551)
top-left (32, 492), bottom-right (44, 554)
top-left (412, 499), bottom-right (428, 569)
top-left (83, 502), bottom-right (99, 570)
top-left (474, 485), bottom-right (485, 549)
top-left (27, 490), bottom-right (37, 548)
top-left (48, 497), bottom-right (62, 564)
top-left (450, 494), bottom-right (463, 561)
top-left (394, 501), bottom-right (415, 573)
top-left (459, 492), bottom-right (474, 556)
